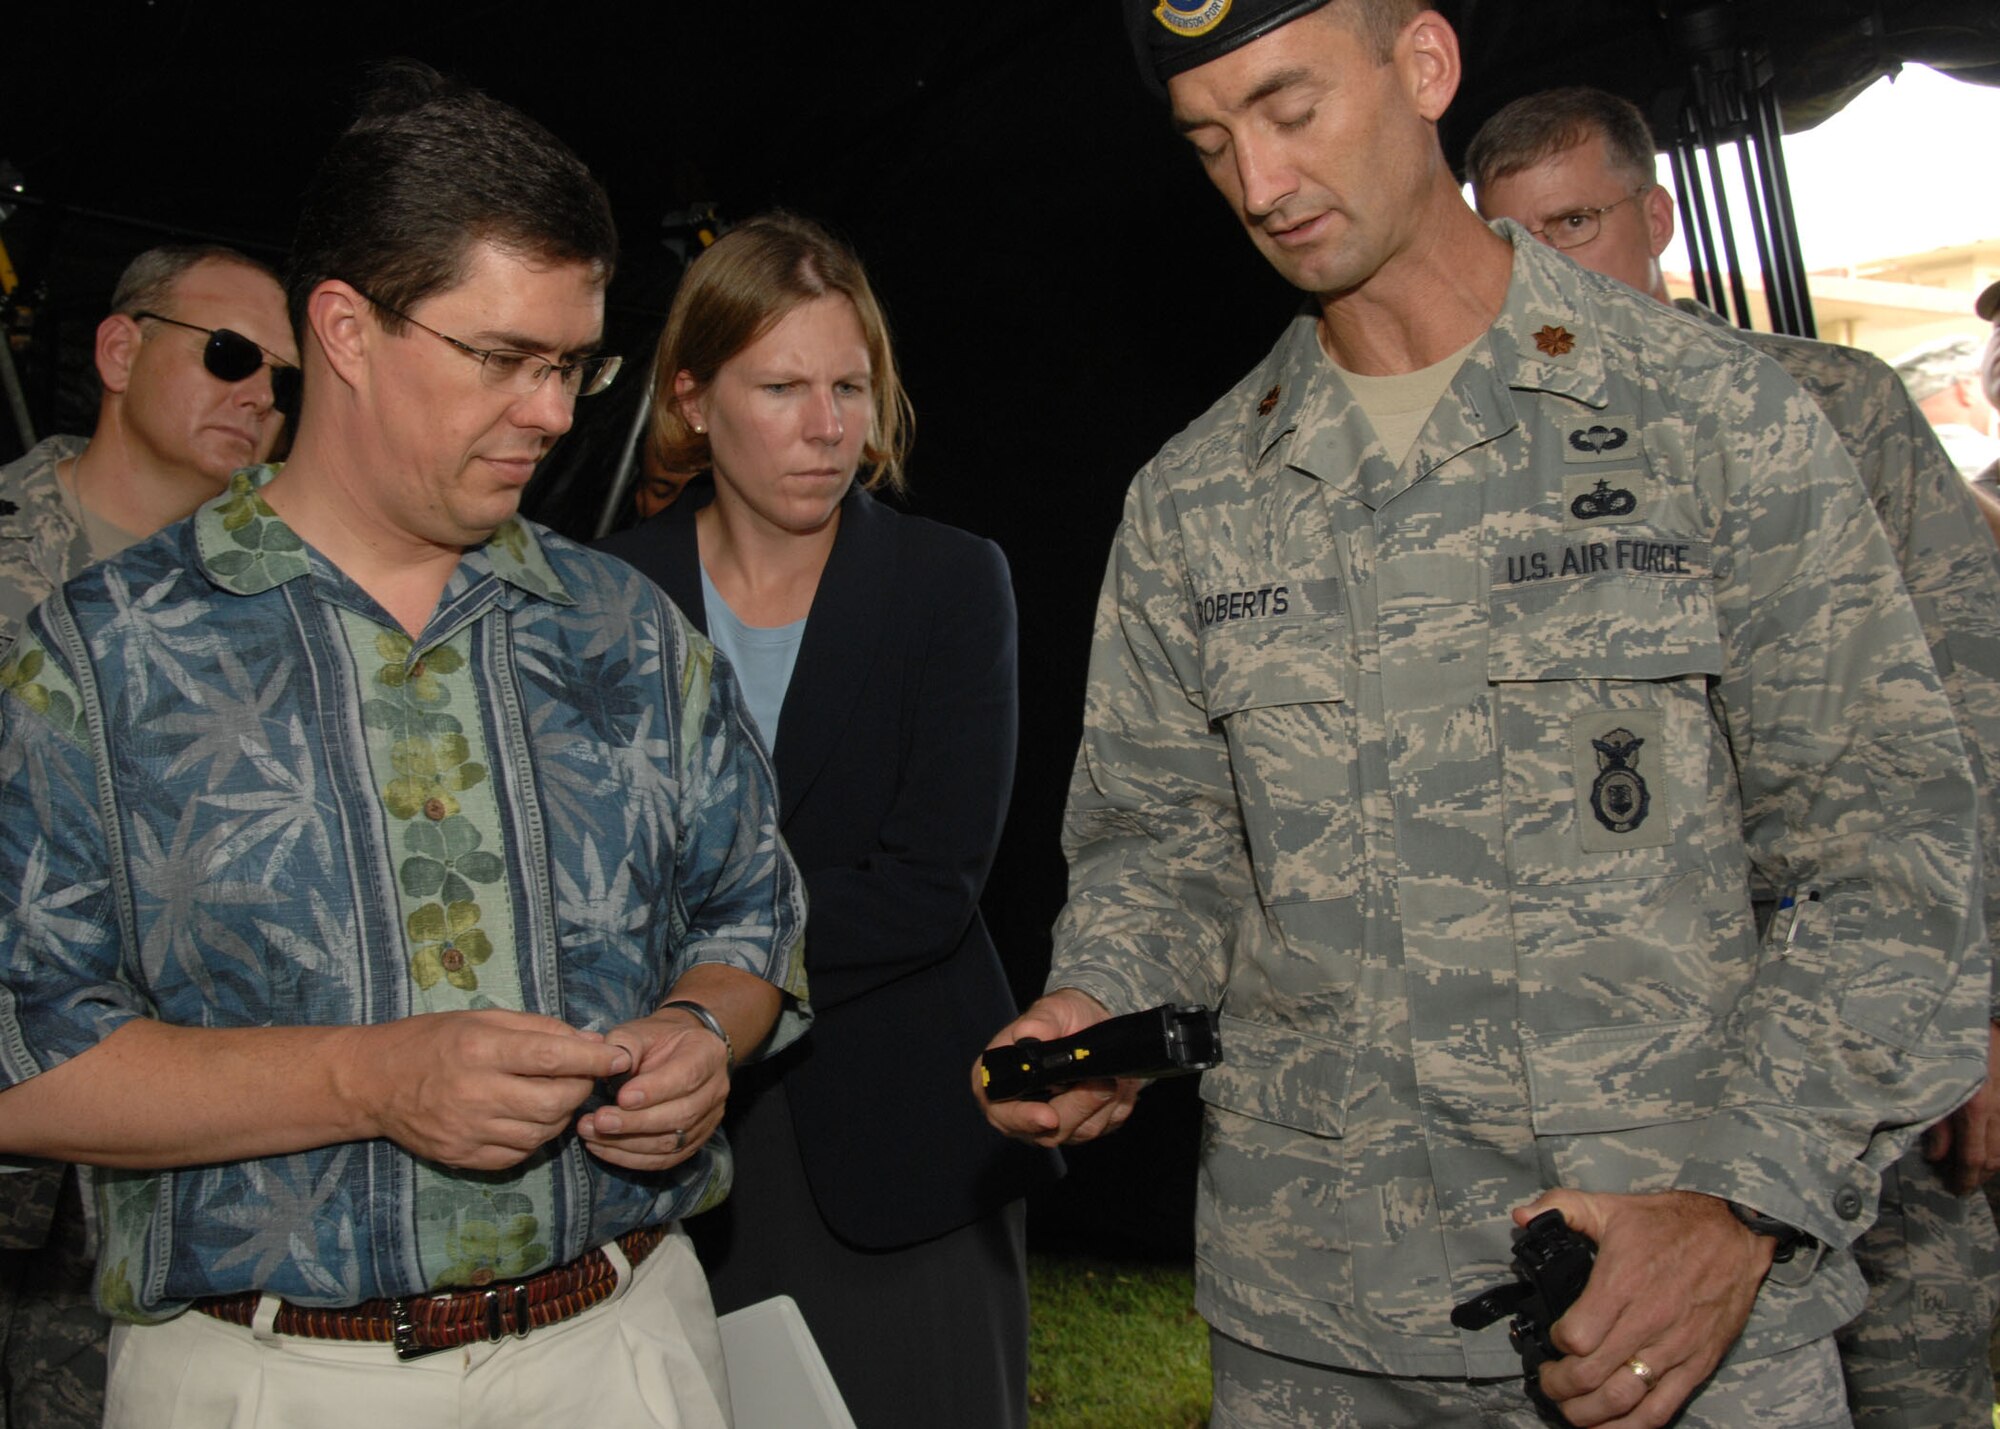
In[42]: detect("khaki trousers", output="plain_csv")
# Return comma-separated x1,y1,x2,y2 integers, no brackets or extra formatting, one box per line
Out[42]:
103,1224,730,1429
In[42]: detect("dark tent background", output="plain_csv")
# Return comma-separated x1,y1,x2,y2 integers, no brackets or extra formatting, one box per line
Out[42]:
5,0,1997,1251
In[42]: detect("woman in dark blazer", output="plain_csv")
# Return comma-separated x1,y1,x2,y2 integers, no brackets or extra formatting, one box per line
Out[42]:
597,213,1057,1429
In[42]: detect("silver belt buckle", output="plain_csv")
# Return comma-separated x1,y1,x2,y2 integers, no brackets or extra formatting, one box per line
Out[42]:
390,1296,450,1362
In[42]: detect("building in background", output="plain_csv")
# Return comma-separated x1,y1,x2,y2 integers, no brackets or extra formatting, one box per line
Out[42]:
1665,237,2000,362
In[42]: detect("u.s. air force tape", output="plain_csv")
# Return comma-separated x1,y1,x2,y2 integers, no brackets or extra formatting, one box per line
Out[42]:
1125,0,1334,92
1494,538,1710,589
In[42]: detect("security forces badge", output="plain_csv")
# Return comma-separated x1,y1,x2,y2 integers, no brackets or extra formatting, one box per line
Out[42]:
1572,709,1669,853
1589,728,1648,832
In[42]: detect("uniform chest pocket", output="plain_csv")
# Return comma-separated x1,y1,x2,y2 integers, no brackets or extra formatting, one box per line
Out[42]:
1200,610,1360,907
1487,566,1723,885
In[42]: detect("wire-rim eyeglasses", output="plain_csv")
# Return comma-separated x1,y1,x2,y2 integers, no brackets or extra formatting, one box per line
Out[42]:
349,286,622,398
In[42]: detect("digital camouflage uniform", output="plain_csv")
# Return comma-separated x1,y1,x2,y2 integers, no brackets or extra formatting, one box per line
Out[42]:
0,437,89,660
0,434,104,1429
1677,300,2000,1429
1208,1327,1850,1429
1051,225,1988,1414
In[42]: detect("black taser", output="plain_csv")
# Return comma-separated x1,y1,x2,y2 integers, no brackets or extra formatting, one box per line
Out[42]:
1450,1210,1598,1424
979,1004,1222,1102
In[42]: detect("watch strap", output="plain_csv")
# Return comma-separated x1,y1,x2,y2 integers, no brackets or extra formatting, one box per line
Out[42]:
1725,1200,1813,1264
661,999,734,1070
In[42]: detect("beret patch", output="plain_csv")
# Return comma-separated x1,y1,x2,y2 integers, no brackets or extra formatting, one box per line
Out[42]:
1127,0,1335,92
1154,0,1233,37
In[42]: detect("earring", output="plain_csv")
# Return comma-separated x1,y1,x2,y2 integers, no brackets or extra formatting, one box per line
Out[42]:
693,423,705,434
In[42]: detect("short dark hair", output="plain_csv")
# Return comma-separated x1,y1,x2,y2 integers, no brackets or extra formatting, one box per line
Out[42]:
1329,0,1423,63
287,60,617,338
1465,85,1658,193
650,212,913,495
110,244,280,318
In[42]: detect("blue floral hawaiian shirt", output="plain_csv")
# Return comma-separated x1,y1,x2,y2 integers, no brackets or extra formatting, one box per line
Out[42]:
0,468,809,1321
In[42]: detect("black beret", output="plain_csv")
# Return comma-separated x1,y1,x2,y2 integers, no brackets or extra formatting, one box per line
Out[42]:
1125,0,1335,95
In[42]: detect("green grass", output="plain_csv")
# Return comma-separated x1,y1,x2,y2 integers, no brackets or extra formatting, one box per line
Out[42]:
1029,1258,2000,1426
1027,1252,1210,1428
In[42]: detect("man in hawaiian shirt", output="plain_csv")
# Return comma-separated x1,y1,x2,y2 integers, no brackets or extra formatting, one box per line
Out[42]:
0,62,807,1429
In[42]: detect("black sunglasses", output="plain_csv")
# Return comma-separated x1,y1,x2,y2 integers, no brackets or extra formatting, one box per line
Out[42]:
133,311,302,419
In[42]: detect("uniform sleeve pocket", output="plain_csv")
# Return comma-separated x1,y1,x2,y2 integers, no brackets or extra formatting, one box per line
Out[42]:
1199,1013,1354,1137
1822,890,1956,1052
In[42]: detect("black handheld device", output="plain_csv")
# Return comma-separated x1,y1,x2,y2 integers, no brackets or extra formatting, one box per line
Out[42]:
979,1004,1221,1102
1449,1209,1597,1422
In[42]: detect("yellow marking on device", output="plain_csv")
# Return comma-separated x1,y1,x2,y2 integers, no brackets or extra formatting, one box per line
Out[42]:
1075,1049,1090,1060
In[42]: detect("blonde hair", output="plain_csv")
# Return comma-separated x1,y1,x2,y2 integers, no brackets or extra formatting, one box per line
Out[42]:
650,212,912,495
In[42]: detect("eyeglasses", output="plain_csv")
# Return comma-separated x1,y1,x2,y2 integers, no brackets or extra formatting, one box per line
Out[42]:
1525,186,1654,252
133,312,302,418
351,286,622,398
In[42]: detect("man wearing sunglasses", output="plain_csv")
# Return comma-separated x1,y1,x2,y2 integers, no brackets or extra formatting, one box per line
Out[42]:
0,240,293,1429
0,61,806,1429
1472,90,2000,1429
0,244,295,657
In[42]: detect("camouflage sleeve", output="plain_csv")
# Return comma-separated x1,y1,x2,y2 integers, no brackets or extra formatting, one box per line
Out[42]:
0,437,90,663
1049,464,1255,1014
1857,380,2000,1024
1674,354,1988,1248
0,560,57,665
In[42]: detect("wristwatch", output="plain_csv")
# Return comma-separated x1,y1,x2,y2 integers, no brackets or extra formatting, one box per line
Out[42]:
1725,1200,1814,1263
661,999,734,1070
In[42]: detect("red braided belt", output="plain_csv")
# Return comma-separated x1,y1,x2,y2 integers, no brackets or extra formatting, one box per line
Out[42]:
194,1223,668,1361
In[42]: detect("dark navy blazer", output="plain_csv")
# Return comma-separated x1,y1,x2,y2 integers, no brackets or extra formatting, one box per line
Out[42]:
598,478,1059,1246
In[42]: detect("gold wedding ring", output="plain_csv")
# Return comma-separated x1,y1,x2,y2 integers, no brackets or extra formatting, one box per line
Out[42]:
1627,1357,1655,1387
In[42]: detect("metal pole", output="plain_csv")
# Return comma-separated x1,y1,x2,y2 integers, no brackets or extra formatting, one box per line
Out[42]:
1751,81,1816,338
0,339,32,455
1675,126,1732,321
1734,131,1788,333
1686,84,1755,329
0,233,32,453
1668,142,1714,312
591,361,656,541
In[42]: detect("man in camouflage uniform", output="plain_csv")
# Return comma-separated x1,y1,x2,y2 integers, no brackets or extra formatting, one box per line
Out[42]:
980,5,1988,1427
1894,337,2000,487
0,245,295,655
1468,86,2000,1428
0,243,293,1429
